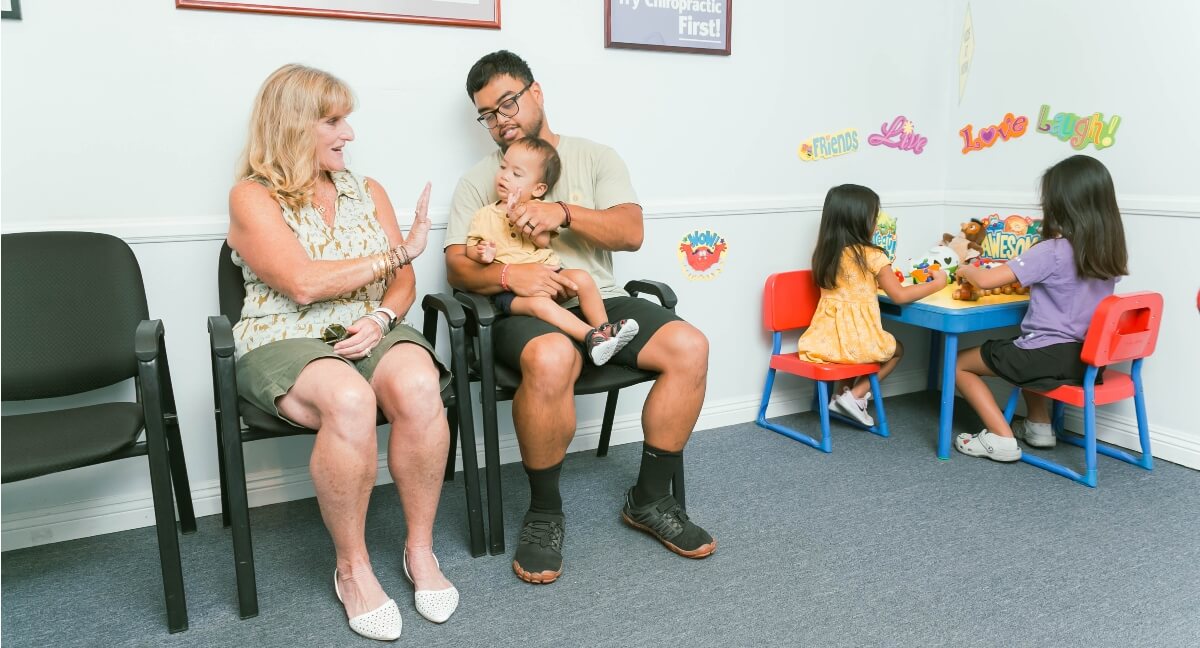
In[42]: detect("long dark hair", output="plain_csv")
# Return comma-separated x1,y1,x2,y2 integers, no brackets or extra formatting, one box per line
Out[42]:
1039,155,1128,280
812,184,884,289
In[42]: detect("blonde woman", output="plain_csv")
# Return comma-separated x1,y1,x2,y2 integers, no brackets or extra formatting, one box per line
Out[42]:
228,64,457,640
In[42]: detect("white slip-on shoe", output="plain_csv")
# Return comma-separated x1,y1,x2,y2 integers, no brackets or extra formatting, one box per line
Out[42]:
403,549,459,624
954,429,1021,462
1015,419,1056,448
831,388,875,426
334,569,402,641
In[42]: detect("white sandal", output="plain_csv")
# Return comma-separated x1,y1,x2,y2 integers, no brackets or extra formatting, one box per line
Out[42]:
955,429,1021,462
403,548,460,624
334,569,402,641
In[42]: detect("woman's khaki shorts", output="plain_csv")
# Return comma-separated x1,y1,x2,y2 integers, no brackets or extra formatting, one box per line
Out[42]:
235,322,451,424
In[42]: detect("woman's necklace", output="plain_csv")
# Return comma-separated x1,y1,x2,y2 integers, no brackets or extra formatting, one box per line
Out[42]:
313,181,335,224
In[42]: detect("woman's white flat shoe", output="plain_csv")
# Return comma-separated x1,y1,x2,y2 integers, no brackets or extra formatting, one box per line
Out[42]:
334,569,402,641
403,549,459,624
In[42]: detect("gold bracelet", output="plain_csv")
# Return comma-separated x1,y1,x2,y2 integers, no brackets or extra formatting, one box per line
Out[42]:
371,254,387,283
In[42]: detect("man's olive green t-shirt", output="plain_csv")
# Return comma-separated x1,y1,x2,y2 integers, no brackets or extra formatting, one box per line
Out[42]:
446,135,639,299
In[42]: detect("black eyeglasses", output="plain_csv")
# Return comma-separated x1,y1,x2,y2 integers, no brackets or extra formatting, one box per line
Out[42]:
475,82,532,129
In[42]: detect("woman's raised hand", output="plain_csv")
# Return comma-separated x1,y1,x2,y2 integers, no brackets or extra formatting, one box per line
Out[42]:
399,182,433,261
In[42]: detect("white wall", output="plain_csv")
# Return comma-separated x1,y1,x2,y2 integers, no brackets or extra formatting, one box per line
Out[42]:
2,1,1194,549
942,0,1200,467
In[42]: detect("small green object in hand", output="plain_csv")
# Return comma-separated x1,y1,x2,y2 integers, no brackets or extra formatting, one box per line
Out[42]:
321,323,349,344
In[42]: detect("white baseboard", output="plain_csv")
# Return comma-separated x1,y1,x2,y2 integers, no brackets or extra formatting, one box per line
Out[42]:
3,368,1194,550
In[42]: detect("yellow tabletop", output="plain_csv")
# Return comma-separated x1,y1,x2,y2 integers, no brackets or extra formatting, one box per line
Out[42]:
880,285,1030,310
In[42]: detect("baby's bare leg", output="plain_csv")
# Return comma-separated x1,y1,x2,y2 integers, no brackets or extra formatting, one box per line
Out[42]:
559,269,608,327
510,295,592,342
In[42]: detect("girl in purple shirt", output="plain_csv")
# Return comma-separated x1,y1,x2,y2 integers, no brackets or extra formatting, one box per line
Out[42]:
953,156,1129,462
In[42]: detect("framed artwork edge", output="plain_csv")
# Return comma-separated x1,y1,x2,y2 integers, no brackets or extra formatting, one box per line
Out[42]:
603,0,732,56
175,0,501,29
2,0,22,21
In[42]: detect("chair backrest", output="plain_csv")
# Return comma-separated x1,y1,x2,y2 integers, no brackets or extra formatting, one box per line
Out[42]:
217,241,246,324
2,231,149,400
1080,292,1164,367
762,270,822,333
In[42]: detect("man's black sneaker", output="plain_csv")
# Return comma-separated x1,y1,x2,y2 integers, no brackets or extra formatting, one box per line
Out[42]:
620,488,716,558
512,511,565,584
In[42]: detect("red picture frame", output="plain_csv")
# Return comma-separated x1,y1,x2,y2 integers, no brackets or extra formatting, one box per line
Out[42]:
176,0,501,29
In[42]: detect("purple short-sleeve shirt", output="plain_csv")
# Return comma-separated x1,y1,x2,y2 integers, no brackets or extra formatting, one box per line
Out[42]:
1007,238,1118,350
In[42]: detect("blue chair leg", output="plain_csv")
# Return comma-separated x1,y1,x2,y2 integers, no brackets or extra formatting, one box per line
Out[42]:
1019,398,1096,487
756,368,827,452
867,373,889,438
815,381,832,452
1002,387,1021,424
1133,365,1154,470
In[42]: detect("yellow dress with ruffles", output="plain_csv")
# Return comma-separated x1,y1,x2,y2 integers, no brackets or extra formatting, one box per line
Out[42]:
796,246,897,364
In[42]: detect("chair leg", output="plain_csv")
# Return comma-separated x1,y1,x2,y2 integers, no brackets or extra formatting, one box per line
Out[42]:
756,368,829,452
444,403,459,483
816,381,832,453
482,385,505,556
216,413,258,618
165,416,197,534
867,374,889,437
1002,387,1021,424
1083,400,1098,487
1133,367,1154,470
216,426,231,528
597,390,619,457
144,409,189,632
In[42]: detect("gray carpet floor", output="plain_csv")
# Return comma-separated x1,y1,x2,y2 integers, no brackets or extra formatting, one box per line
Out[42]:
3,392,1199,648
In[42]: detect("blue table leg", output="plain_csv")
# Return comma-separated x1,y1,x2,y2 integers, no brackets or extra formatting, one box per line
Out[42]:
938,333,959,459
927,331,943,392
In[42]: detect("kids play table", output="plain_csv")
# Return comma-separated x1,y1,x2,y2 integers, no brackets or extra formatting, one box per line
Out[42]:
878,286,1030,459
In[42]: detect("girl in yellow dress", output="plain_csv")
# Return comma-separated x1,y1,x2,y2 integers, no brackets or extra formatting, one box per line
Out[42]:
796,184,948,425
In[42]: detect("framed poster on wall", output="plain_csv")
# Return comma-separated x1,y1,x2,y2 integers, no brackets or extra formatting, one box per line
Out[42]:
176,0,501,29
605,0,731,56
2,0,21,20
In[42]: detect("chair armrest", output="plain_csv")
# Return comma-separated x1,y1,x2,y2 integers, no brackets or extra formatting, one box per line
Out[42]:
455,291,497,327
135,319,165,361
421,292,467,348
624,279,679,311
207,315,236,357
421,293,467,329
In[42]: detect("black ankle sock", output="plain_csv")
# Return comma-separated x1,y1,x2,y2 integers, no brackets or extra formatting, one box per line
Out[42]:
525,461,563,514
632,443,682,506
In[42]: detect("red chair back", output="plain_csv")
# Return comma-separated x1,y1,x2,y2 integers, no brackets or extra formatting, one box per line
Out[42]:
1080,292,1163,367
763,270,822,333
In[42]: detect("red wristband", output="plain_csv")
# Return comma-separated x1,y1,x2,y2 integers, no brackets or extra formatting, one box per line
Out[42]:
556,201,572,228
500,264,510,292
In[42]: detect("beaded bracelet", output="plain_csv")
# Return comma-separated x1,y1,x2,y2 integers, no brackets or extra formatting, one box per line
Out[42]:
500,263,511,291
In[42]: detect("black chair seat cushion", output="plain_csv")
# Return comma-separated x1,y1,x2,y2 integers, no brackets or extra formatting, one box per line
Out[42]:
237,385,457,440
2,403,144,482
491,360,656,397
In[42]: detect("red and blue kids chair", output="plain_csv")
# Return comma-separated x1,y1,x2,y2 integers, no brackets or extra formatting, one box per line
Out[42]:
1002,292,1163,487
756,270,889,452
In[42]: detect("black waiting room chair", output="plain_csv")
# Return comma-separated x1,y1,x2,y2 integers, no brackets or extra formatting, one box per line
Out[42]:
207,242,485,619
454,280,685,555
1,231,197,634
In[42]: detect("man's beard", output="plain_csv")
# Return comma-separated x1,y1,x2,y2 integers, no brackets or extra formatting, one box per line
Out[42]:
498,113,545,152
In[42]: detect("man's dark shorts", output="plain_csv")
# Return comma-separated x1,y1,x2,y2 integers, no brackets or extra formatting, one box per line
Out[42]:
492,296,683,371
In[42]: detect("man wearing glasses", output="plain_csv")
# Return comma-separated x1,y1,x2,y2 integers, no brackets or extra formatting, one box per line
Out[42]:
444,50,716,584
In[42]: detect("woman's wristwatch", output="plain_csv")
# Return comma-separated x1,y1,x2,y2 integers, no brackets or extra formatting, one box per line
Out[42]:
373,306,398,330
